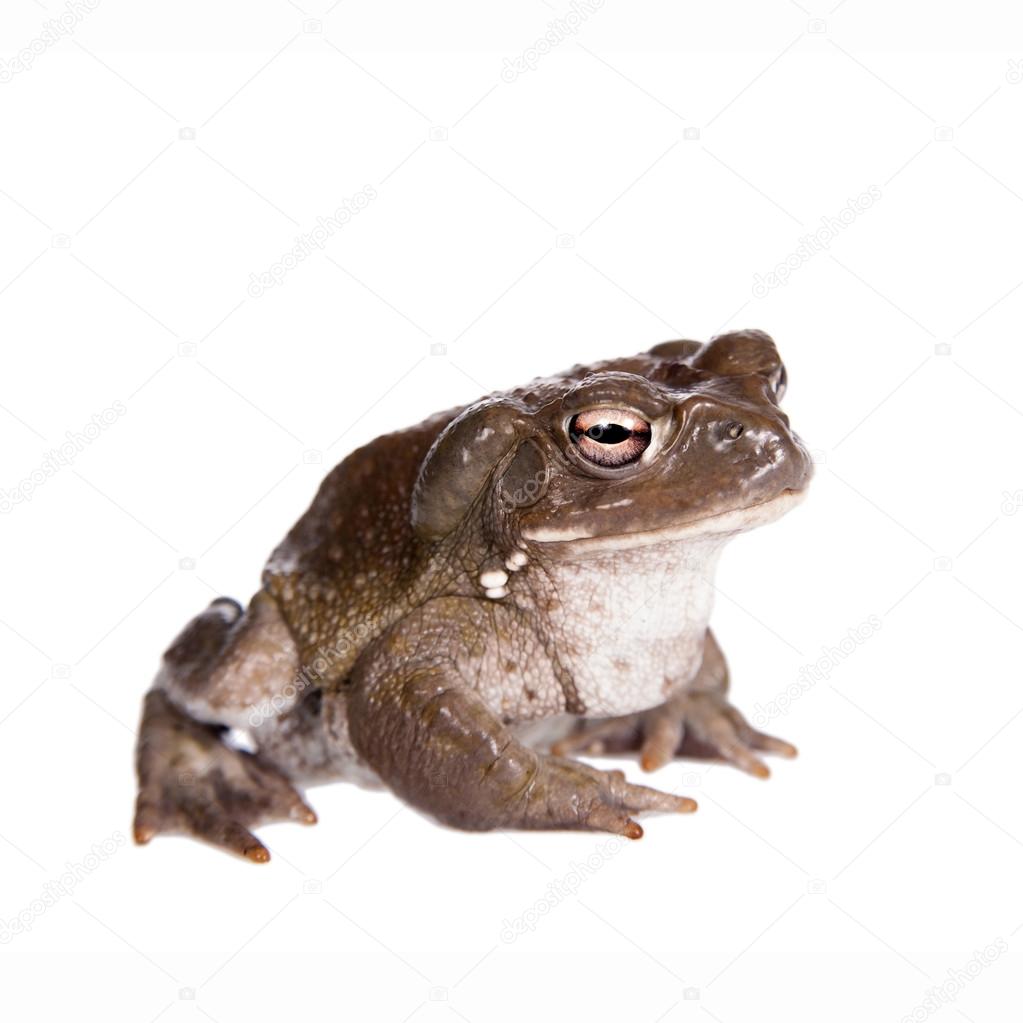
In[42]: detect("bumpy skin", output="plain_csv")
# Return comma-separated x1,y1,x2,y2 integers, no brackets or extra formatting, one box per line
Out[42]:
133,330,812,860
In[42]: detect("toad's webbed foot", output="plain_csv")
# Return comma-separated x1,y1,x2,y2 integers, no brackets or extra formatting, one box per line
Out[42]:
553,689,796,779
134,690,316,862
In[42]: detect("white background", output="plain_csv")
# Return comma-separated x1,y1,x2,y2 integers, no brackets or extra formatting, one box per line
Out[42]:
2,0,1023,1020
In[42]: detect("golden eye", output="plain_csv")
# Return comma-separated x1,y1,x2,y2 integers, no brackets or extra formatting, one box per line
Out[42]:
569,409,651,467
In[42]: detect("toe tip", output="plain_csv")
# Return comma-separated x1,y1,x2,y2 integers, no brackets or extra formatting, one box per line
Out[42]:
623,820,644,840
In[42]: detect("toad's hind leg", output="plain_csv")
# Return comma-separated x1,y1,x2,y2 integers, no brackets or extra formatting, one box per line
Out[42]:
133,595,316,862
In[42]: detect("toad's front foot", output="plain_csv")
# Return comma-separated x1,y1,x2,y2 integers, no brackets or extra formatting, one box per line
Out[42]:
134,690,316,862
553,690,796,778
514,755,697,838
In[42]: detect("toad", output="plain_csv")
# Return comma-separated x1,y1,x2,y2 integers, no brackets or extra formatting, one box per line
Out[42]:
134,329,812,860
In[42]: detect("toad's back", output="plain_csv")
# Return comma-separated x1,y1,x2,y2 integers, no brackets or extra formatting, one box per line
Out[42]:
262,409,455,672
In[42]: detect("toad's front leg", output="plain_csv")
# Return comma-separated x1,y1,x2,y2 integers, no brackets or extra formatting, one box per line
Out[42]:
345,614,696,838
553,630,797,778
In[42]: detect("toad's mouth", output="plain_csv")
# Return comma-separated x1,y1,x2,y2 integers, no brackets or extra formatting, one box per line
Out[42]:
520,487,808,552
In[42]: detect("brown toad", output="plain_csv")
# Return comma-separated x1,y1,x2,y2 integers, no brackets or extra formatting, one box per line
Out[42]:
134,330,812,860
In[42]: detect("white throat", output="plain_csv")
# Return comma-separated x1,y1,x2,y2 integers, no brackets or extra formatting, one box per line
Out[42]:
540,533,730,717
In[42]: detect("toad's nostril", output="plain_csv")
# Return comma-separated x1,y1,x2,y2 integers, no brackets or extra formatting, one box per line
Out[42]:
726,422,745,440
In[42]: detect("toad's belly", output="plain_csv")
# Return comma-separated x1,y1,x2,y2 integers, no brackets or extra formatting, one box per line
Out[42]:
565,615,710,717
572,634,707,716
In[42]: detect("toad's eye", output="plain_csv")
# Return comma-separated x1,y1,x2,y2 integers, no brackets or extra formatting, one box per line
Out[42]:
568,409,651,467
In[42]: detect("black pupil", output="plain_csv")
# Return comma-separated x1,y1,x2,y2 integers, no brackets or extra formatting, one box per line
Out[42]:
585,423,630,444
